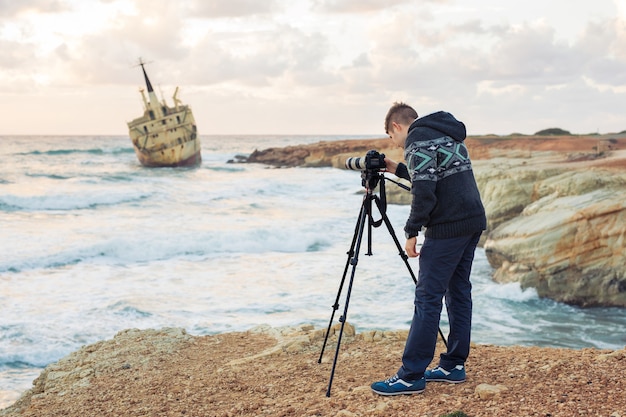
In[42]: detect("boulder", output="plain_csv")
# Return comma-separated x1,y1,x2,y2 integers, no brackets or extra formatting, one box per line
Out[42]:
475,383,509,400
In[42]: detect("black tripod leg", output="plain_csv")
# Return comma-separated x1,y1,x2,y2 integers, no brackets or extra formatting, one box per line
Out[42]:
365,194,373,255
318,201,366,364
373,196,448,348
324,195,370,397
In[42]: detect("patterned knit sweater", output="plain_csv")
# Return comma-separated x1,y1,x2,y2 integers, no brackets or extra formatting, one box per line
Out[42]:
395,111,486,239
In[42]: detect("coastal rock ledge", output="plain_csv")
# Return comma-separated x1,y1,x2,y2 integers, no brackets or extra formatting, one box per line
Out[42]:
2,326,626,417
477,162,626,307
245,135,626,307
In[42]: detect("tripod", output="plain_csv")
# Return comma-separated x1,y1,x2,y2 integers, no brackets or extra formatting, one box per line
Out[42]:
317,169,447,397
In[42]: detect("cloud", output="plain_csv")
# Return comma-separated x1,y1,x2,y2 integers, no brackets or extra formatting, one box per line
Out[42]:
0,39,36,70
185,31,290,87
577,19,626,85
184,0,281,18
312,0,425,13
484,24,580,84
0,0,70,16
47,0,192,87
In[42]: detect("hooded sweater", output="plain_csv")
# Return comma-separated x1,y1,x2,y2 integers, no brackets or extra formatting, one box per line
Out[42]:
396,111,486,239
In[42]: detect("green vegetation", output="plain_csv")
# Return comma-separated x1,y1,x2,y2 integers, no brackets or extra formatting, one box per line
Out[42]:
439,412,469,417
534,128,571,135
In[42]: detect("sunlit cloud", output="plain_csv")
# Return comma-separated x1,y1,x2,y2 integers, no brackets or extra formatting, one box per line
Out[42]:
0,0,625,135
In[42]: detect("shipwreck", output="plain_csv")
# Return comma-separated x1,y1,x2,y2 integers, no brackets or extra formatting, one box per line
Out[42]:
127,60,201,167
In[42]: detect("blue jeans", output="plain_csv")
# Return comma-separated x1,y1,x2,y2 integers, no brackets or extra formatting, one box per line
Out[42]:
397,231,482,380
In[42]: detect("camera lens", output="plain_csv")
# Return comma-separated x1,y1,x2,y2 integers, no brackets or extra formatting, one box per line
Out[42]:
345,157,365,170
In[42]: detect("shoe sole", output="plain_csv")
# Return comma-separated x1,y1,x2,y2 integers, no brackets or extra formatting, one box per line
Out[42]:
371,388,425,396
425,378,465,384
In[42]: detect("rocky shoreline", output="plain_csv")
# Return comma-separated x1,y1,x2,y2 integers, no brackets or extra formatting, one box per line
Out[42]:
244,134,626,308
3,325,625,417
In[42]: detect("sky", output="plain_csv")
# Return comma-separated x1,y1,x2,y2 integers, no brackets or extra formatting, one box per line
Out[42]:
1,0,625,136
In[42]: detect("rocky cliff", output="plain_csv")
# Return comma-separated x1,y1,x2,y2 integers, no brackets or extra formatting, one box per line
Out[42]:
241,135,626,307
476,158,626,307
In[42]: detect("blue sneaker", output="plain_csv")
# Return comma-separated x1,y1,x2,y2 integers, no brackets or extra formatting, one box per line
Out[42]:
370,374,425,396
424,365,466,383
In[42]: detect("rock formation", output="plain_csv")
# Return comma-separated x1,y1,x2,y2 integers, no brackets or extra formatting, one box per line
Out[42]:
244,138,404,168
477,158,626,307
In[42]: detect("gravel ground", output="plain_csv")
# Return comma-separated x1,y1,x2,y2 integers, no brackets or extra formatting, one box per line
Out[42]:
2,326,625,417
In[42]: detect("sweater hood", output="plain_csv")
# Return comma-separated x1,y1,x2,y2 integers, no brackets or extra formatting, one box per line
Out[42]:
408,111,466,142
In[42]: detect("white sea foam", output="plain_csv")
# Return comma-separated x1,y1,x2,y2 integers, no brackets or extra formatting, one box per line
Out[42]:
480,281,539,302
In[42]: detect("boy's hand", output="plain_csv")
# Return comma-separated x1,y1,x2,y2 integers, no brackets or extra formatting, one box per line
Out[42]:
384,157,398,175
405,237,421,257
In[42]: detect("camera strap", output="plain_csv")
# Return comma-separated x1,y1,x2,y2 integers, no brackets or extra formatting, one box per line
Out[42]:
366,178,386,228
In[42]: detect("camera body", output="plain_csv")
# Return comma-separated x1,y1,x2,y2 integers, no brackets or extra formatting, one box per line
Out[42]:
345,149,387,190
345,149,386,172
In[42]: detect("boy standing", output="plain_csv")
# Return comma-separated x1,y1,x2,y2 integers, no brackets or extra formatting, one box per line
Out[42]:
371,102,486,396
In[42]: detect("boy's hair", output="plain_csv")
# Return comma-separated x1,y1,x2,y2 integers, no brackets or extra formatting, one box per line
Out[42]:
384,102,418,134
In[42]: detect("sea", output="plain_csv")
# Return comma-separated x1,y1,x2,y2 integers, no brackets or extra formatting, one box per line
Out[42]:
1,134,626,408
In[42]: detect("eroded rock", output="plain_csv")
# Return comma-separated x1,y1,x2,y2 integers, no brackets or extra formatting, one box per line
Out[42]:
482,167,626,307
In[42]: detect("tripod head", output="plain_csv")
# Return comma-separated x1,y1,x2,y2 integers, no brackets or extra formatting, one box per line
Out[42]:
359,168,410,224
360,168,384,191
358,169,387,231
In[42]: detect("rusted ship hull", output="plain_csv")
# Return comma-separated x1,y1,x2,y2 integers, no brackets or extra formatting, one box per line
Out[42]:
127,60,201,168
128,105,201,168
133,144,202,167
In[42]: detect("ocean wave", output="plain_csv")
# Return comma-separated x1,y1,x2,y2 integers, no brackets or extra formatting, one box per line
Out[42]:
0,327,74,368
17,147,134,157
24,173,71,180
107,302,154,319
0,225,338,273
0,190,152,212
206,165,246,173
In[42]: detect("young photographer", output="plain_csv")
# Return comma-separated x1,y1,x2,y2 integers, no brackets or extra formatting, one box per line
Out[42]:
371,102,486,396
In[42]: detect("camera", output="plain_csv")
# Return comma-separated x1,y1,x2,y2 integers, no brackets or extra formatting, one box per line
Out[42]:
345,149,386,171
